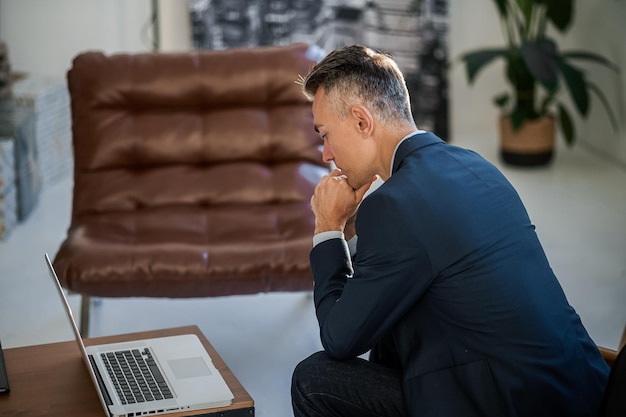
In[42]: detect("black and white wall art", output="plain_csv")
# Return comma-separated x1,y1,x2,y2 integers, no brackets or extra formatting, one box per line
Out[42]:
189,0,449,139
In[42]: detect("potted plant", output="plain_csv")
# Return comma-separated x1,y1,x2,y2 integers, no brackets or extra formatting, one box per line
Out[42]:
458,0,619,166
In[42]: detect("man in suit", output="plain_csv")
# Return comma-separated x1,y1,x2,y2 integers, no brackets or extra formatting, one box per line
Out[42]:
291,45,610,417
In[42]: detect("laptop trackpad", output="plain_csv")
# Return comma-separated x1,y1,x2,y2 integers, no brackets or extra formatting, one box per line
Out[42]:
168,357,212,379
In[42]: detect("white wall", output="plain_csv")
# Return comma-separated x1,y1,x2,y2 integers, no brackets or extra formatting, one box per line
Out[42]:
157,0,192,52
1,0,624,165
0,0,154,79
562,1,626,166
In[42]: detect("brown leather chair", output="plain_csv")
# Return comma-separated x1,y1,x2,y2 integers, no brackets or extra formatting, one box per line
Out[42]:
53,43,326,335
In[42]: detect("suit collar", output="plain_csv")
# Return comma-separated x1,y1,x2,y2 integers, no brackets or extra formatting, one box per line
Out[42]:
391,132,443,174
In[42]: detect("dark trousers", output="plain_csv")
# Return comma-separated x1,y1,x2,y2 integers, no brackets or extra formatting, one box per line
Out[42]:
291,351,409,417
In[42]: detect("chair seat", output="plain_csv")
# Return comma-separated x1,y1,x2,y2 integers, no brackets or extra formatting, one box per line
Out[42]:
54,202,315,297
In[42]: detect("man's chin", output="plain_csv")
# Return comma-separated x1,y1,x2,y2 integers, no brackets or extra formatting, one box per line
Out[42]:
346,179,360,190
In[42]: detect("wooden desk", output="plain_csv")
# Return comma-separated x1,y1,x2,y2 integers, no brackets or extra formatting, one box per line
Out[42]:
0,326,254,416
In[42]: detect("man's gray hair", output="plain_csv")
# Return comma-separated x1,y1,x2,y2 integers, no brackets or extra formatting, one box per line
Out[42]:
299,45,414,123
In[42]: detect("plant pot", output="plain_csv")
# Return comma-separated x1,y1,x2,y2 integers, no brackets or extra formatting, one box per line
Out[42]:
498,115,555,166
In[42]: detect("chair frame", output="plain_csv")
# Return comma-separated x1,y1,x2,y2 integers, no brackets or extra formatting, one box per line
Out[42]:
599,325,626,367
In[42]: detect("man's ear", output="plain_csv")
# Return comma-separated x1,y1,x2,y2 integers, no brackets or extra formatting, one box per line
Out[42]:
351,105,374,136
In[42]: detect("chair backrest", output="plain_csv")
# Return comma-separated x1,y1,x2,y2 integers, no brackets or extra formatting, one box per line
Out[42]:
67,43,324,220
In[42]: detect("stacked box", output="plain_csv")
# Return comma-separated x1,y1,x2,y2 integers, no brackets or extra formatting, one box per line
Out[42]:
12,77,72,187
0,99,42,221
0,138,17,240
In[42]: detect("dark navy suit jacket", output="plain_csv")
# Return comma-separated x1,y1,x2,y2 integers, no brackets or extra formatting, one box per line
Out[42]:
310,133,609,417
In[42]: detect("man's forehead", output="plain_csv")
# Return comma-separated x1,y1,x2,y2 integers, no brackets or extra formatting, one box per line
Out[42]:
312,113,324,134
311,91,325,131
312,86,328,105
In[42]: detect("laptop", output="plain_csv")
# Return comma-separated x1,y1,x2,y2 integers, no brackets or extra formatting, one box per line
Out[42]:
44,253,234,417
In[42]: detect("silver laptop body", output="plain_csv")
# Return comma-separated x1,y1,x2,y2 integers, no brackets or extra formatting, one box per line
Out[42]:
44,253,234,417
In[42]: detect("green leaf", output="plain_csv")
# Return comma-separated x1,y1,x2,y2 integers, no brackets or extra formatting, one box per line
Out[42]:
558,103,575,145
541,0,573,31
459,49,507,84
562,51,620,73
494,92,510,109
493,0,509,19
587,80,619,131
522,39,559,91
515,0,534,28
504,48,533,89
555,59,589,116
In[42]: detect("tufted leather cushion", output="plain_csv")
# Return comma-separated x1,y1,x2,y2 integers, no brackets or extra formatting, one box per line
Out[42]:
53,43,326,298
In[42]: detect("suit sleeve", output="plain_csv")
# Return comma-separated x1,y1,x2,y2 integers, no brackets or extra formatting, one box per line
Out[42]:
311,191,435,360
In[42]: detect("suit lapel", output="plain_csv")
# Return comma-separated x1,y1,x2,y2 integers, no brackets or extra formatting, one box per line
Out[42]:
392,132,444,174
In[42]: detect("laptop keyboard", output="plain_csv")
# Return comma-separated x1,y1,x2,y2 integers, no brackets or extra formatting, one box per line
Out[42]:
101,348,174,404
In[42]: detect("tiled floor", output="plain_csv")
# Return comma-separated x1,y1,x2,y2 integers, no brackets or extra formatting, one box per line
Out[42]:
1,132,625,416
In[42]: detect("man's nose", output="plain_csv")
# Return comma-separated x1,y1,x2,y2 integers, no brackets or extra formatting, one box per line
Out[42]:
322,143,334,164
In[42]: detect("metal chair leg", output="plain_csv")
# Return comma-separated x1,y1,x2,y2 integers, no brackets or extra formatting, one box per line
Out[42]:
79,295,91,337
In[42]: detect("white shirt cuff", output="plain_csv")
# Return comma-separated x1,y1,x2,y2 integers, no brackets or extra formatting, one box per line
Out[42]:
313,231,344,247
313,232,358,258
347,235,358,257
